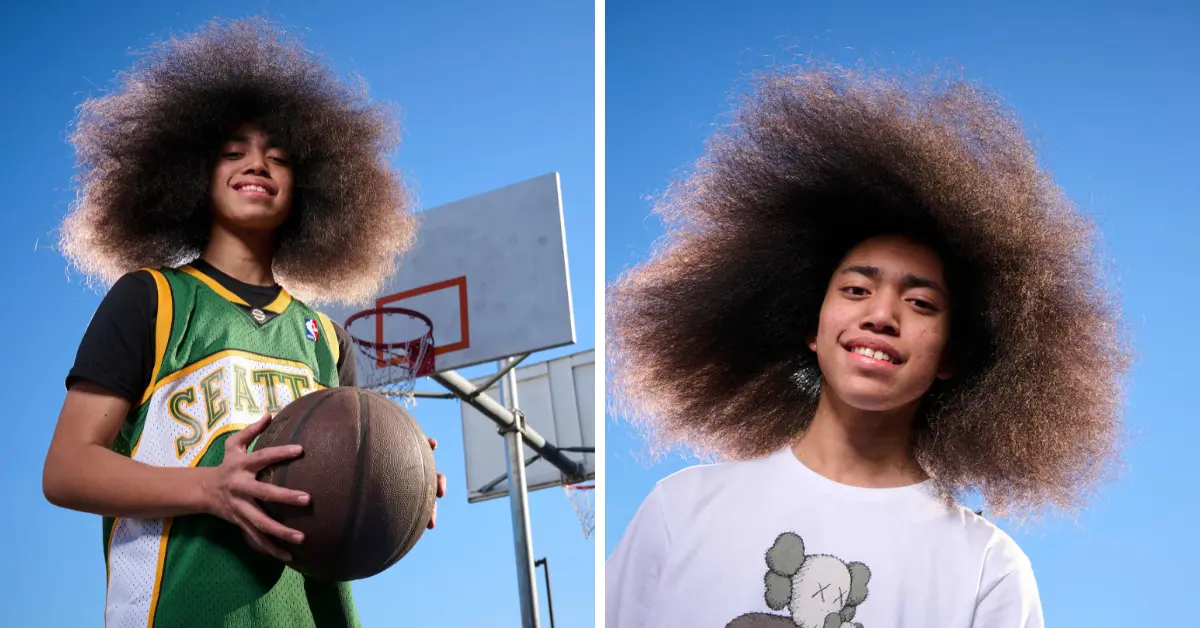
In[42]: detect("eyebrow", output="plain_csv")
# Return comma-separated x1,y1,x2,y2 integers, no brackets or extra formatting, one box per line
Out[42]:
225,134,283,149
840,264,947,296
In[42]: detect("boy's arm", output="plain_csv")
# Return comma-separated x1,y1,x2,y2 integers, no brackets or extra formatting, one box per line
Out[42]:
44,271,311,561
971,539,1044,628
43,380,311,560
43,380,208,518
605,483,671,628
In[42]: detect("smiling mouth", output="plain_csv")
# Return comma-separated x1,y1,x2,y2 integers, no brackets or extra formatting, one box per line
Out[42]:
233,182,276,197
846,345,902,365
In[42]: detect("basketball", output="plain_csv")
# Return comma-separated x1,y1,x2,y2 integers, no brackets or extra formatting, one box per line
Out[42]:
252,387,437,581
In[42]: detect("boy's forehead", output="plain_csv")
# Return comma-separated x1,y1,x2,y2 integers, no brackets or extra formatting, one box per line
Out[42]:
837,235,945,277
223,122,284,148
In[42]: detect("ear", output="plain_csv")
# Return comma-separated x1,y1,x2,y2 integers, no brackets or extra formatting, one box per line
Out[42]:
765,532,806,576
845,562,871,607
764,572,792,611
807,331,818,353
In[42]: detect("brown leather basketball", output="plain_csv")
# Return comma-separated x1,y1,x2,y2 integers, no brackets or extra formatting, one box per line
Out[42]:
252,387,437,581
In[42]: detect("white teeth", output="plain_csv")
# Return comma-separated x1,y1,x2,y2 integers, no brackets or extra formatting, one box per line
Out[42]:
239,184,268,193
852,346,896,363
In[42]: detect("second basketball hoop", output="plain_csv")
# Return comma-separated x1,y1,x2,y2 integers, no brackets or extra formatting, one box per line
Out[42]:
344,307,437,404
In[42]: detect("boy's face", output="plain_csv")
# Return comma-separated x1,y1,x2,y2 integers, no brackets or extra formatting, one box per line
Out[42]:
807,234,955,412
209,121,294,231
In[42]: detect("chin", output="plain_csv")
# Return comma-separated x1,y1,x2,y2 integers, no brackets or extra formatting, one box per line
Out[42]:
216,206,289,230
828,380,921,413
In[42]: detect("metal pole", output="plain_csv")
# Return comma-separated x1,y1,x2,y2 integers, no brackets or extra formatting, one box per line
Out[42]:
500,359,541,628
430,370,585,481
535,558,556,628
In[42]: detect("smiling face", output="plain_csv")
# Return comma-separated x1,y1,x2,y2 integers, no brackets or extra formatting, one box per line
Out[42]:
208,121,294,232
807,234,955,413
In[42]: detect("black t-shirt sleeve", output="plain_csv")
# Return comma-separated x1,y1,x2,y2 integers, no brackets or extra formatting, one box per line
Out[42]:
332,320,359,388
65,271,157,402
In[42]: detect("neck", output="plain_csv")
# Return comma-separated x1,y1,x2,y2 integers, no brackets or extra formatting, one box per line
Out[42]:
791,384,928,488
200,222,277,286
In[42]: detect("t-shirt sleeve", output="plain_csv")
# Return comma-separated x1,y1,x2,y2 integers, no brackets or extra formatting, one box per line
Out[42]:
971,535,1044,628
332,320,358,388
65,271,157,403
605,483,671,628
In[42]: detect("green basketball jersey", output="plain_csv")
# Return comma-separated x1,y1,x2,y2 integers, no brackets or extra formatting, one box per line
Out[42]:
103,264,359,628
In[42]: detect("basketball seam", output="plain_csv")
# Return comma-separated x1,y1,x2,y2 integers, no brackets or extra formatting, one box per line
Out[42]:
338,390,372,578
272,392,336,495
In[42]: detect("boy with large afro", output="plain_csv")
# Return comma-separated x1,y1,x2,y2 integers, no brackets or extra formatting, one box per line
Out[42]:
43,18,445,628
606,65,1130,628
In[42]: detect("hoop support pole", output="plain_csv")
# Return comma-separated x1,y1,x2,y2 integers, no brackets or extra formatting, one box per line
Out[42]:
469,353,530,400
430,369,586,481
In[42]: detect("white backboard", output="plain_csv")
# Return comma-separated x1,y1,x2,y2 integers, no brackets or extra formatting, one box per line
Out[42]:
324,173,575,377
461,350,595,503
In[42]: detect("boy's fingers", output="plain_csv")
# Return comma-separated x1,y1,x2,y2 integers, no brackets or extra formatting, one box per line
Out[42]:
246,481,310,507
239,518,290,561
436,472,446,498
246,444,303,471
247,529,290,562
428,437,437,451
238,501,305,546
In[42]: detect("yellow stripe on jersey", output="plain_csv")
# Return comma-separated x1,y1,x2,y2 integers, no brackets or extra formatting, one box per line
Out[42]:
145,518,173,628
138,269,174,407
263,289,292,314
180,264,293,314
179,265,249,307
315,312,340,367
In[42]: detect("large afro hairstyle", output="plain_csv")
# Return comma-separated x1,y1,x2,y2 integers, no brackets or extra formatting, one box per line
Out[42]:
59,17,415,305
607,64,1132,517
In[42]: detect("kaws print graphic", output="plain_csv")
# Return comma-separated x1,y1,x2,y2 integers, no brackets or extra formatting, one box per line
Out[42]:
727,533,870,628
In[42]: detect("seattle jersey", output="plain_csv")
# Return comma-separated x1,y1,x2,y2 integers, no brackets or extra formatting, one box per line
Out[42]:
103,264,358,628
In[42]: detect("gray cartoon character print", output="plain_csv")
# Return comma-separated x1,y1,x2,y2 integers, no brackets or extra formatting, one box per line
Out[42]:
726,532,871,628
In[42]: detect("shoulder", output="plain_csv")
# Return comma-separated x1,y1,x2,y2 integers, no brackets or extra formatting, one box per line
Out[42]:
975,517,1035,579
962,514,1043,622
89,270,159,318
950,509,1039,600
109,269,158,298
649,453,779,517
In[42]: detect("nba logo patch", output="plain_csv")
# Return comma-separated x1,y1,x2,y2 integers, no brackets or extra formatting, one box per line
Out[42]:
305,318,319,342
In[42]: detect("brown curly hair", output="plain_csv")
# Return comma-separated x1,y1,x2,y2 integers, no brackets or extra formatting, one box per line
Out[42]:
59,17,415,305
607,64,1131,517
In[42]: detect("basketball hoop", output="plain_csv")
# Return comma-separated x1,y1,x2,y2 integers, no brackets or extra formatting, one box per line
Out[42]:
344,307,436,407
563,482,594,539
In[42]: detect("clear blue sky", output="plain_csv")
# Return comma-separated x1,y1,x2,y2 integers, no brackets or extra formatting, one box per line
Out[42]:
0,1,594,626
604,1,1198,625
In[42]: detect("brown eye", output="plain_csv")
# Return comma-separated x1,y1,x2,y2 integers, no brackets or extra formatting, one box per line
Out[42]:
842,286,869,297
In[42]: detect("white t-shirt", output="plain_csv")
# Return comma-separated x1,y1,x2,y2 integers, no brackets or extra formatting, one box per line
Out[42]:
606,447,1043,628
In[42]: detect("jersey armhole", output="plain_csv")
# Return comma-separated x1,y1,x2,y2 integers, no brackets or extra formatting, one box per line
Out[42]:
137,269,174,406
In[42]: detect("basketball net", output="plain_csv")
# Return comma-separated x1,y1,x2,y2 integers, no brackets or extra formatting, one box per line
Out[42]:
344,308,436,408
563,482,594,539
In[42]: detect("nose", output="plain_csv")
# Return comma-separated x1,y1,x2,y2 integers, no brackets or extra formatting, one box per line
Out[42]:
860,294,900,336
241,148,270,175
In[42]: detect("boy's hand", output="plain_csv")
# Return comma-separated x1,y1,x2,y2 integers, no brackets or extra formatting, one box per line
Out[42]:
201,413,309,561
428,437,447,529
